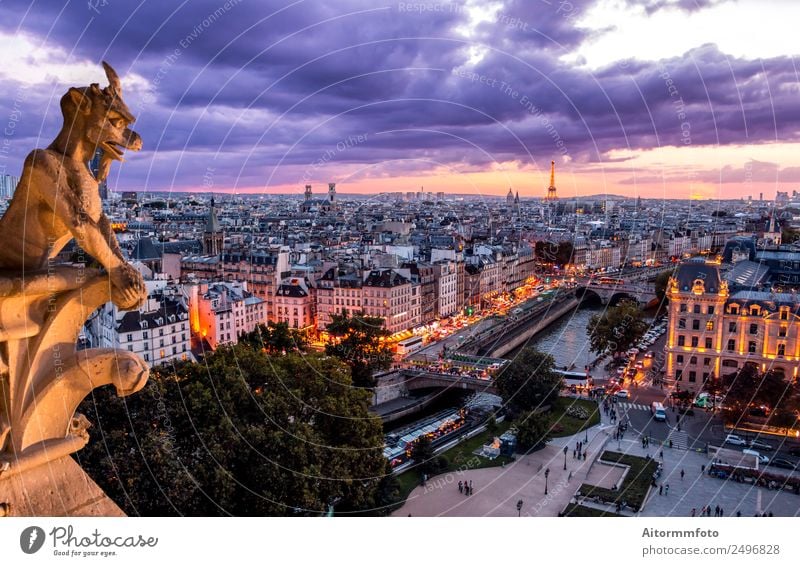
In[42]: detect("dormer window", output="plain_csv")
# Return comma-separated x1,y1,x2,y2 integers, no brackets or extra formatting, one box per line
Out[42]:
729,304,739,315
750,305,760,316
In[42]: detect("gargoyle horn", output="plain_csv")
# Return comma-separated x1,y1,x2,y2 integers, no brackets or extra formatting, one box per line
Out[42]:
102,61,122,94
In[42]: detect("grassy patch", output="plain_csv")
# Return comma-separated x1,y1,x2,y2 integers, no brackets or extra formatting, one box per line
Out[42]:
548,397,601,438
561,503,624,517
577,451,658,512
392,420,515,508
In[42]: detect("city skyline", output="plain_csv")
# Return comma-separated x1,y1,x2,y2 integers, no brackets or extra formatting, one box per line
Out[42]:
0,0,798,199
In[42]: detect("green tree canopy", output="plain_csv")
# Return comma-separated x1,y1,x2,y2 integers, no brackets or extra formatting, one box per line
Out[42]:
239,321,307,353
325,310,393,388
587,300,648,357
722,364,798,424
515,410,552,453
495,347,562,416
77,345,393,516
654,269,676,304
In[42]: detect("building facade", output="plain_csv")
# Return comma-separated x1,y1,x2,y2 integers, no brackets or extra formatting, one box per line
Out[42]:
665,262,800,390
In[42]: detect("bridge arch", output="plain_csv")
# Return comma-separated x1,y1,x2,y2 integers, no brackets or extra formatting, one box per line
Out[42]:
574,287,604,305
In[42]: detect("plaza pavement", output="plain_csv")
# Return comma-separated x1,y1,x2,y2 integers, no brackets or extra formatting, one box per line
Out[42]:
395,401,800,517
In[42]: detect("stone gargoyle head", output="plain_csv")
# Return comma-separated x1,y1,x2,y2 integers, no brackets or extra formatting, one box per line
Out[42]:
60,61,142,183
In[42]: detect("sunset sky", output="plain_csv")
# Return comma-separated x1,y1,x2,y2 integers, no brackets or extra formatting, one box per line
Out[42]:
0,0,798,199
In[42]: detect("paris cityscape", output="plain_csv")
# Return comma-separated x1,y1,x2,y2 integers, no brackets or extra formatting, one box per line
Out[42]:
0,0,799,547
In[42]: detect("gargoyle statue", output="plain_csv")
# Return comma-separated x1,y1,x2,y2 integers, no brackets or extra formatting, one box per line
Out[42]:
0,62,149,476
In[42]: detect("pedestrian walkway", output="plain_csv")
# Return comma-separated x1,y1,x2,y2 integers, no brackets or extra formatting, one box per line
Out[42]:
618,402,649,413
666,429,689,450
622,436,800,517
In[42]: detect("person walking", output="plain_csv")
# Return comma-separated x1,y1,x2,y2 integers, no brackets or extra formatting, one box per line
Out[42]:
659,484,663,495
458,480,463,494
691,508,696,517
664,484,669,496
714,505,720,517
719,507,724,517
680,469,685,481
469,480,473,495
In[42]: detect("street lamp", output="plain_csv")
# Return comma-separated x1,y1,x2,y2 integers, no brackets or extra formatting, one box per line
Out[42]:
563,445,568,470
544,468,550,495
516,499,523,517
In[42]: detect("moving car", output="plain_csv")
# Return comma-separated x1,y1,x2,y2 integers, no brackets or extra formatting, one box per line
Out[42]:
749,439,774,452
615,389,630,399
651,402,667,422
644,351,654,359
724,434,748,446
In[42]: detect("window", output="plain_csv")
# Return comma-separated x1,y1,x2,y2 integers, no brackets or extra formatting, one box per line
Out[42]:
778,325,787,337
127,334,133,342
693,304,701,314
778,344,786,356
750,306,759,316
706,321,713,331
705,338,712,349
676,355,684,364
143,331,148,339
748,341,757,353
704,357,711,366
707,306,715,315
749,324,758,335
728,322,736,332
678,335,685,346
679,318,687,329
692,320,700,330
730,305,739,315
722,359,738,368
780,309,789,321
689,371,697,382
680,303,687,313
675,370,683,381
691,336,699,347
143,353,149,362
690,356,697,364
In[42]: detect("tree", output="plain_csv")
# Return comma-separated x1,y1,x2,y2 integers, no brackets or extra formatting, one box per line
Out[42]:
77,345,394,516
587,300,648,357
721,365,796,424
325,310,393,388
410,434,446,477
654,269,675,305
495,347,562,416
515,410,552,452
240,321,307,353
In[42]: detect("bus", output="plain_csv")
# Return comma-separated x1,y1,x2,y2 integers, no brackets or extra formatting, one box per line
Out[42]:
396,335,424,357
555,369,591,391
651,402,667,422
597,277,625,285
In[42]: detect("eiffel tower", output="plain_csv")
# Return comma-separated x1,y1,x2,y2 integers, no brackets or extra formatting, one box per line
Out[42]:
545,160,558,201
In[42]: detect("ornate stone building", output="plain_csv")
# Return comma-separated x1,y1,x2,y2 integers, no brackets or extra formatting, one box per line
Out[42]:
665,261,800,390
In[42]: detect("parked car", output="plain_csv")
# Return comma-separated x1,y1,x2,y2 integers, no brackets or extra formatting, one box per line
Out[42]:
768,459,797,470
724,434,748,446
615,389,630,399
749,439,774,451
788,446,800,457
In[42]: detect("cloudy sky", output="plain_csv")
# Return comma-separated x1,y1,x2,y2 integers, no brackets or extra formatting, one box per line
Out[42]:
0,0,798,199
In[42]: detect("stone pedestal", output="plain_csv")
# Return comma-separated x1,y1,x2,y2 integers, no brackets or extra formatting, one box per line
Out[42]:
0,456,124,516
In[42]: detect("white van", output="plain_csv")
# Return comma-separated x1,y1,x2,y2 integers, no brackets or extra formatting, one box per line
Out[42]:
651,402,667,422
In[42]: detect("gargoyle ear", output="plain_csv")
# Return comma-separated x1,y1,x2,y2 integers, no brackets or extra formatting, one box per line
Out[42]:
102,61,121,94
68,88,92,115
